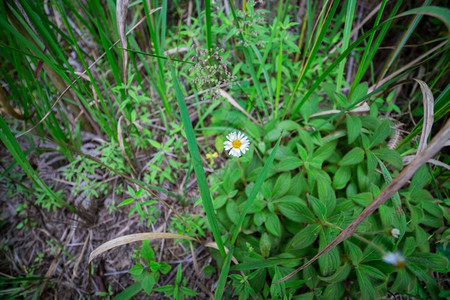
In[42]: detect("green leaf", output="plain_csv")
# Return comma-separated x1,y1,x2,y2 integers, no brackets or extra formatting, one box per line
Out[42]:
118,198,134,207
318,263,351,283
260,232,271,258
278,120,301,131
265,212,282,237
408,253,449,272
290,224,321,249
313,140,337,162
140,241,154,262
213,195,227,209
215,135,225,153
332,166,351,190
128,264,144,276
359,265,386,280
253,211,266,226
113,282,142,300
272,172,291,199
275,156,303,171
345,241,363,265
339,147,364,166
356,268,376,300
275,196,316,223
371,148,403,169
308,195,327,221
160,262,171,274
318,230,340,275
346,115,362,144
402,237,416,257
350,192,373,207
226,200,239,225
317,180,336,216
142,273,155,295
323,282,345,300
369,120,391,148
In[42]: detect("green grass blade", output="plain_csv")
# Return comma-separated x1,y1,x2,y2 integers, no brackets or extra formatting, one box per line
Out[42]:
205,0,212,51
231,135,281,245
169,63,226,258
336,0,356,92
283,0,340,119
213,246,233,300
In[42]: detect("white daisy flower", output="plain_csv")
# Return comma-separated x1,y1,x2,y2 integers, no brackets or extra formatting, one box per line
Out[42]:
382,251,406,267
224,131,250,158
390,228,400,238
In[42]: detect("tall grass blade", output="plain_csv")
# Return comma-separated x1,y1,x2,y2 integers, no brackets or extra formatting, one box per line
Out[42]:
169,63,226,258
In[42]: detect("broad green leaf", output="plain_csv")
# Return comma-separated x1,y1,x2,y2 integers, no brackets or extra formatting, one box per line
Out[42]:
260,232,271,258
275,196,316,223
369,120,391,148
339,147,364,166
332,166,351,190
323,282,345,300
407,263,440,299
350,192,373,207
265,212,282,237
408,253,449,272
253,211,266,226
278,120,301,131
356,268,376,300
140,241,154,261
213,195,227,209
371,148,403,169
308,195,327,221
142,273,155,295
345,240,363,265
272,172,291,199
275,156,303,171
290,224,321,249
317,180,336,216
313,140,337,162
318,230,340,275
366,150,378,173
402,237,416,257
350,82,368,104
346,114,362,144
359,265,386,280
318,263,351,283
128,264,143,276
226,200,239,225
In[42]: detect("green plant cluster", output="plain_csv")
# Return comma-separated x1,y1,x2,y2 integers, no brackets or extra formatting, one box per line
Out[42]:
208,90,448,298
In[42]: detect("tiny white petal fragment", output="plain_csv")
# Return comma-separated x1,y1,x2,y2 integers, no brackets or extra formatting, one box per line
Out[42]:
390,228,400,238
224,131,250,158
382,252,406,267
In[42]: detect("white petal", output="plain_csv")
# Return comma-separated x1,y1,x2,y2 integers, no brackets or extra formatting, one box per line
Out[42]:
224,141,233,150
229,148,241,157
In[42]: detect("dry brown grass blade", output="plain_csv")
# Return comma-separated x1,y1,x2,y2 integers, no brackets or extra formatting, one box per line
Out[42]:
16,8,162,139
414,79,434,154
275,118,450,284
116,0,129,83
219,89,261,127
88,232,197,264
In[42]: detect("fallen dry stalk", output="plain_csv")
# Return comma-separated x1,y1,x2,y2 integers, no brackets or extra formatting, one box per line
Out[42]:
276,118,450,284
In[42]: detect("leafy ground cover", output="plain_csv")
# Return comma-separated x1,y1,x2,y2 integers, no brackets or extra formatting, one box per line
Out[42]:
0,0,449,299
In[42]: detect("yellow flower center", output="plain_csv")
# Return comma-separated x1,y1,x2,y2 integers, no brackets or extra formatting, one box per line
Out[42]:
232,139,242,149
